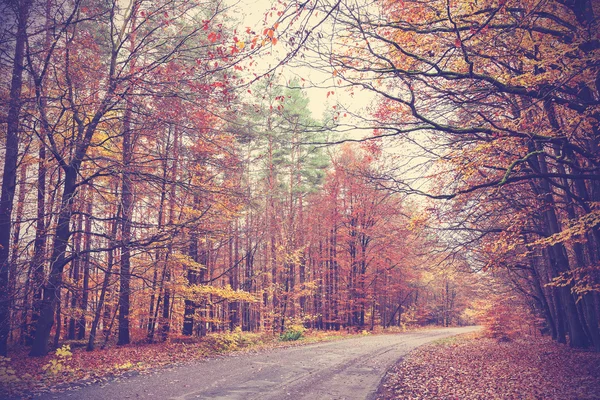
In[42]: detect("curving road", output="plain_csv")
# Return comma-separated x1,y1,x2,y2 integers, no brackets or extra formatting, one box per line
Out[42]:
35,326,477,400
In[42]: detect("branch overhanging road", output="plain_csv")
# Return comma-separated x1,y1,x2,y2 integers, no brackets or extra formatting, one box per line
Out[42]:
35,326,478,400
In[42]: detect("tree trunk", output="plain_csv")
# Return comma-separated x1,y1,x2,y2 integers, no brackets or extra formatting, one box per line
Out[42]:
30,167,79,356
78,196,92,340
0,0,31,357
183,209,199,335
68,211,83,340
87,204,119,351
117,100,133,346
28,143,47,346
536,153,589,348
8,162,28,344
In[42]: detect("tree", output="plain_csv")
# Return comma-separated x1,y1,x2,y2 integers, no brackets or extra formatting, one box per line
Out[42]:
25,0,245,356
0,0,32,357
277,0,600,348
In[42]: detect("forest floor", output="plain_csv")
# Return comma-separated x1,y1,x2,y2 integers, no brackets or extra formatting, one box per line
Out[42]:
0,328,378,398
376,332,600,400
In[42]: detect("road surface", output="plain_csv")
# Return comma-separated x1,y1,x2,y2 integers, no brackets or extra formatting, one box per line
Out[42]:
35,326,477,400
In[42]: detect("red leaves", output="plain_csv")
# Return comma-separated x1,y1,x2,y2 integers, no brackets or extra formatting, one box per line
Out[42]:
208,32,218,43
379,335,600,400
454,37,462,48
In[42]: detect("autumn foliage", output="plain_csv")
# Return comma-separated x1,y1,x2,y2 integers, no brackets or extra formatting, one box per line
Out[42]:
1,0,598,389
286,0,600,350
0,0,485,365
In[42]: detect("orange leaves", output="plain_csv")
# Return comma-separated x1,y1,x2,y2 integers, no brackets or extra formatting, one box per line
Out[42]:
242,25,279,50
264,28,274,38
262,27,278,45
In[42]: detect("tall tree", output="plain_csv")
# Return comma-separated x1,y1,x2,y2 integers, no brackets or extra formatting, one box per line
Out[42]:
0,0,32,357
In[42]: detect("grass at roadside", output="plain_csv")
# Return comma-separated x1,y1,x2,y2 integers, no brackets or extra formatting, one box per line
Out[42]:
377,332,600,400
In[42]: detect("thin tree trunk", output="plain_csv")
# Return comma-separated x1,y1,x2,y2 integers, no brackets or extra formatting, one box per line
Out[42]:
8,162,28,343
28,142,47,346
68,211,83,340
78,196,92,339
117,100,134,346
87,204,119,351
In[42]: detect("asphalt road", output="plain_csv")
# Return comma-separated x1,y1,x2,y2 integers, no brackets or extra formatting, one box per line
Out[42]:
34,326,477,400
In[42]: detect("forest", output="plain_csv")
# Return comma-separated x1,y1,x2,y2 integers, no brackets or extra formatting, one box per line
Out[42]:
0,0,598,367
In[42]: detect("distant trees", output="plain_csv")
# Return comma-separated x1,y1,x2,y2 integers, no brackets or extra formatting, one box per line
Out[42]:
1,0,486,360
282,0,600,348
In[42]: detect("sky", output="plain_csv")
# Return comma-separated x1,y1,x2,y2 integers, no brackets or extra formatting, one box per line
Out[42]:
228,0,375,127
225,0,432,195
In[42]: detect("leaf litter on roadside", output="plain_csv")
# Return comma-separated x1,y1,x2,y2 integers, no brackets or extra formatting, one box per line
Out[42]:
377,332,600,400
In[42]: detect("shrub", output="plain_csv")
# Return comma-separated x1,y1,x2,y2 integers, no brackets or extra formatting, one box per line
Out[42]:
479,296,532,342
280,324,305,341
42,345,73,376
205,327,267,352
0,357,19,385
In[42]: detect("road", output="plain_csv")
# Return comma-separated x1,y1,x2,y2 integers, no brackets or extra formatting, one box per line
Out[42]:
35,326,477,400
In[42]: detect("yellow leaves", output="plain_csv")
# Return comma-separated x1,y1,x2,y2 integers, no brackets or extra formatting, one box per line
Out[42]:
55,345,72,358
295,281,319,298
407,213,428,231
114,361,134,371
546,266,600,300
0,357,19,384
171,253,206,271
184,284,258,303
533,211,600,249
42,345,73,376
